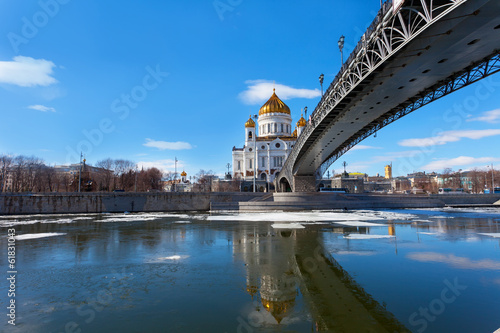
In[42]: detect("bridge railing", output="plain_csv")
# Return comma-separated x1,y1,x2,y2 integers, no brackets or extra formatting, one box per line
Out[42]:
293,0,396,168
316,0,394,116
281,0,468,188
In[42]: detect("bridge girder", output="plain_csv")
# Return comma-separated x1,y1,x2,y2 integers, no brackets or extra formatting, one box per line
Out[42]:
277,0,500,192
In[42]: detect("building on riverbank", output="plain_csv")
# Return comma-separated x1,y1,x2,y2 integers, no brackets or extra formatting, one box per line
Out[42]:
232,89,305,192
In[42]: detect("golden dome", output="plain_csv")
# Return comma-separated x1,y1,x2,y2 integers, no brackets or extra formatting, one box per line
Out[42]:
261,298,296,324
245,115,255,128
259,89,291,116
180,171,187,177
296,115,306,127
292,128,297,137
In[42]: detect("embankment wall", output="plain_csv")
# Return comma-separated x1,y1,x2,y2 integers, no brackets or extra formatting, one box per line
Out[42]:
0,192,264,215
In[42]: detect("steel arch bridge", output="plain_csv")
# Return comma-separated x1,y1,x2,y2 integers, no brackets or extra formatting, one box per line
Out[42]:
276,0,500,192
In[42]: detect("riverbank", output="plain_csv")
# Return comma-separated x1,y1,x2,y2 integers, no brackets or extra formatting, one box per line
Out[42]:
0,192,264,215
1,192,499,215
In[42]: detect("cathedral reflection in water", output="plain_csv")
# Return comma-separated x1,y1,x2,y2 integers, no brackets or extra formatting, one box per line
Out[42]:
233,226,300,324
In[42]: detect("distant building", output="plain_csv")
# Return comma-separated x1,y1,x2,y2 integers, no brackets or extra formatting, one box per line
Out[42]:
385,164,392,179
164,171,192,192
391,177,412,193
331,172,364,193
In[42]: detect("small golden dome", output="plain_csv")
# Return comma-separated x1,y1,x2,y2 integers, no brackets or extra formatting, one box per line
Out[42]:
245,115,255,128
292,128,297,137
296,115,306,127
259,89,291,116
180,171,187,177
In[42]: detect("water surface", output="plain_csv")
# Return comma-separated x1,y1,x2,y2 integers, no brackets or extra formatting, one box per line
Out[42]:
1,208,499,332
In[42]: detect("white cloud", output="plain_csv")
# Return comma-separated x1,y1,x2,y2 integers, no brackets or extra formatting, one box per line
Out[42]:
467,109,500,123
421,156,500,171
136,159,184,173
28,104,56,112
0,56,57,87
407,252,500,270
239,80,321,104
350,145,382,151
143,139,193,150
399,129,500,147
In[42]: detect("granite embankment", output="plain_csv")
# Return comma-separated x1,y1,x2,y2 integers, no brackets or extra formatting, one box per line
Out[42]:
1,192,499,215
0,192,264,215
233,193,500,211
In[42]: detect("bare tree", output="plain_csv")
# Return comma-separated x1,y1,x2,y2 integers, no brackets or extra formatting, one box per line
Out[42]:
114,159,136,190
96,158,115,191
194,169,215,192
0,154,13,192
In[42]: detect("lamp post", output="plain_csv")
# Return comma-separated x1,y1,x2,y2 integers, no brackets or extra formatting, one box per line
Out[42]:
338,35,345,67
253,114,258,192
491,164,495,194
174,157,178,192
319,73,324,96
78,152,82,193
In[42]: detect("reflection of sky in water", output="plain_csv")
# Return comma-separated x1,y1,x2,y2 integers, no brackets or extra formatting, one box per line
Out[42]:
0,208,499,333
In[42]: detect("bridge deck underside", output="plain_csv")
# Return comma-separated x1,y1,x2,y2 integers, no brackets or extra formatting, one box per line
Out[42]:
294,0,500,176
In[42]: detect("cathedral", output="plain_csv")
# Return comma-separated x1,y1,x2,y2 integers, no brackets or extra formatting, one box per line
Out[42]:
232,89,306,191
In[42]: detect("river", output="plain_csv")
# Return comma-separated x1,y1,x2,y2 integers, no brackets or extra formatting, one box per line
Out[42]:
1,208,499,332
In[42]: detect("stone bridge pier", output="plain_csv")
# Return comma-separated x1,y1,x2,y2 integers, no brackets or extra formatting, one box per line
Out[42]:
293,175,317,192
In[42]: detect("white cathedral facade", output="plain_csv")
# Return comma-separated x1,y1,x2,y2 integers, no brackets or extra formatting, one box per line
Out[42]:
232,89,306,190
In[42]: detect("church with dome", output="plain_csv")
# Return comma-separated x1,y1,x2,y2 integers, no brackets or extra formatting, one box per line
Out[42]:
232,89,306,191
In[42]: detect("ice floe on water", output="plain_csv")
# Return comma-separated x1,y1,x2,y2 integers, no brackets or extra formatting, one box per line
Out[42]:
15,232,66,240
343,234,395,240
172,221,192,224
98,215,160,223
272,223,305,229
1,218,76,227
0,212,196,226
352,210,419,220
478,233,500,238
206,211,385,222
417,232,438,235
332,221,387,227
146,255,190,263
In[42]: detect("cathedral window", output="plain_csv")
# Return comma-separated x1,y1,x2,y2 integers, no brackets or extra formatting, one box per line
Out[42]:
274,123,277,132
273,156,283,168
237,161,241,170
248,131,253,140
281,124,284,133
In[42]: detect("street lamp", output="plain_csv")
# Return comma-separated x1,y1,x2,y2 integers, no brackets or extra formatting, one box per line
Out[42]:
319,73,324,96
253,114,258,192
174,157,178,192
489,164,495,194
304,106,308,122
338,35,345,67
78,152,82,193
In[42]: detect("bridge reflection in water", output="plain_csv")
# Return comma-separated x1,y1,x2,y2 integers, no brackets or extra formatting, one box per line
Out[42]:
233,226,409,332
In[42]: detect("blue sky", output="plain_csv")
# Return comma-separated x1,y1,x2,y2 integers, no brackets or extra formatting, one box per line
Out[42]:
0,0,499,178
